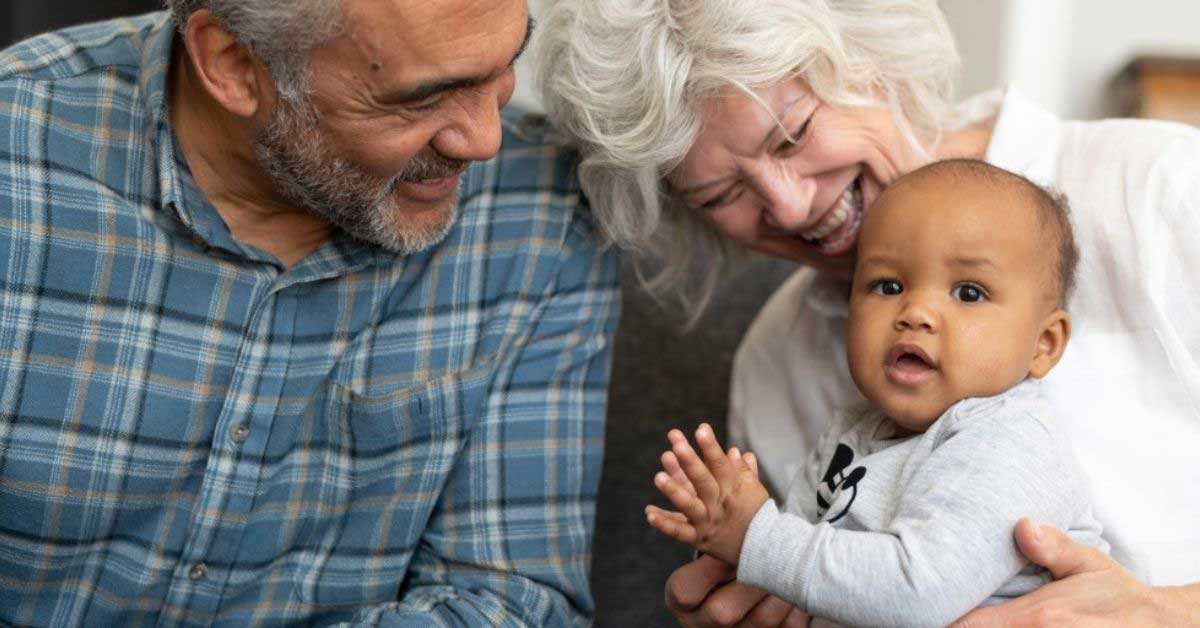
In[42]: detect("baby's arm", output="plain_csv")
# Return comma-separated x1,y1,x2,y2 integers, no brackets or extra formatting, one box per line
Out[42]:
645,424,770,565
738,411,1094,628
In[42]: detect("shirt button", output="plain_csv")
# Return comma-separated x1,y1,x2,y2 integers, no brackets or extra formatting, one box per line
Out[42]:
229,424,250,444
188,562,208,580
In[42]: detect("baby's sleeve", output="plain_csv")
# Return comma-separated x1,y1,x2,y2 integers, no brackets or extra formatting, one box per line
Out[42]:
739,408,1091,628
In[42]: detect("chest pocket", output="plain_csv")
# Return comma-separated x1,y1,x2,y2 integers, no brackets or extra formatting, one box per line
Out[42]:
287,364,497,607
336,362,496,495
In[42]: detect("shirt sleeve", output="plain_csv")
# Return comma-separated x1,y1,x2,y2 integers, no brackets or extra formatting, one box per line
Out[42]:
737,409,1092,628
344,211,621,627
1156,131,1200,381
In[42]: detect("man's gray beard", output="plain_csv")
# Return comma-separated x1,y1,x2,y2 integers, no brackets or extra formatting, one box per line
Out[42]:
253,100,466,255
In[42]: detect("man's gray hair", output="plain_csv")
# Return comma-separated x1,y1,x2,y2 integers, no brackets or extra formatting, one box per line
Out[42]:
536,0,960,316
164,0,345,105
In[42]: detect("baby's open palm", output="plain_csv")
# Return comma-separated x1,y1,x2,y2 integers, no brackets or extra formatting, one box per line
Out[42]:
645,424,771,565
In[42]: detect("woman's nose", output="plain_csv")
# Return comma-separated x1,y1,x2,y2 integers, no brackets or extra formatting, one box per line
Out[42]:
760,175,816,232
895,297,939,333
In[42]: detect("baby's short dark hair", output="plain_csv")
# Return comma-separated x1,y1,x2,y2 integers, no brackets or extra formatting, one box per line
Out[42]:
897,159,1079,306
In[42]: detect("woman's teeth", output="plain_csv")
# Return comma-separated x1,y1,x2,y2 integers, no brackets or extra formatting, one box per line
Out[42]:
801,205,851,241
800,178,863,250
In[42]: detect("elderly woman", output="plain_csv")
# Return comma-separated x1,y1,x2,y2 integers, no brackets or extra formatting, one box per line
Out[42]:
536,0,1200,626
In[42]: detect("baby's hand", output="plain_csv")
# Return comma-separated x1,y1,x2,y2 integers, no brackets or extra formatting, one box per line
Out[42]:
644,423,770,565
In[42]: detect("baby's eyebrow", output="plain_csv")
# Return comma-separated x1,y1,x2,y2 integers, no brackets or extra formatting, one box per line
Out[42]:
856,253,897,268
948,256,999,271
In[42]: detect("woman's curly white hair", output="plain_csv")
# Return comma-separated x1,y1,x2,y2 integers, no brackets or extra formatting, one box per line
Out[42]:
535,0,960,315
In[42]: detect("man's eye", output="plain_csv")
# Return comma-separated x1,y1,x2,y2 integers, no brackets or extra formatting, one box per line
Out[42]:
870,279,903,296
409,96,442,111
952,284,987,303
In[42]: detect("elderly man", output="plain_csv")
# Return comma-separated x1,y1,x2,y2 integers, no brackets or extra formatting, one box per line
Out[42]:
0,0,618,625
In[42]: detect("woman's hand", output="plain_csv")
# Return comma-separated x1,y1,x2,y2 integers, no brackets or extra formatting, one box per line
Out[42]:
951,518,1197,627
665,553,811,627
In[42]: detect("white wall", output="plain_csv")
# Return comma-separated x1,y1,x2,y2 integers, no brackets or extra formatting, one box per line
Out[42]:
1060,0,1200,119
941,0,1200,119
511,0,550,113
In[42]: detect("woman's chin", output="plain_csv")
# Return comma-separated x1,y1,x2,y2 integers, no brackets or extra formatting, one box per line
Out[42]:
757,237,857,277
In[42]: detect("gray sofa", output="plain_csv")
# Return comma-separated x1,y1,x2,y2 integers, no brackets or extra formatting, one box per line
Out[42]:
593,256,796,627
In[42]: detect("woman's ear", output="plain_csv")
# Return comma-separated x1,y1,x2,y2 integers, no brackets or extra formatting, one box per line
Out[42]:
180,10,269,119
1029,309,1071,379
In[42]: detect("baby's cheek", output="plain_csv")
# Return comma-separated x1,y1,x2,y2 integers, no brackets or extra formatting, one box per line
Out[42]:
956,335,1031,395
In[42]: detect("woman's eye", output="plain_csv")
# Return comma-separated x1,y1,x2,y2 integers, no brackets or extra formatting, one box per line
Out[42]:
952,284,987,303
699,185,744,210
870,280,903,296
776,119,811,154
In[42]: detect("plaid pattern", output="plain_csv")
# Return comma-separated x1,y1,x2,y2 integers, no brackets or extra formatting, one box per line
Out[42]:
0,13,619,627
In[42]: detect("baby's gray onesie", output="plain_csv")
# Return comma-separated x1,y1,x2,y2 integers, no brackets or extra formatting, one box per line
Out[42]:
737,380,1108,628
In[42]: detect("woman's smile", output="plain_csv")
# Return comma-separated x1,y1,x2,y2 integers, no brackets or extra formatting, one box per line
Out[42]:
796,175,864,255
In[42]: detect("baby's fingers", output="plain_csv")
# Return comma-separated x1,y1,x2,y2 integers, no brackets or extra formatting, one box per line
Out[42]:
744,451,760,479
645,505,699,545
668,429,719,503
661,450,696,497
655,471,707,522
694,423,734,485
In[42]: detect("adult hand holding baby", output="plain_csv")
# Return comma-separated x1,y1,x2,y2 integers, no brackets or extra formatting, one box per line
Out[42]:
952,519,1189,628
665,555,809,628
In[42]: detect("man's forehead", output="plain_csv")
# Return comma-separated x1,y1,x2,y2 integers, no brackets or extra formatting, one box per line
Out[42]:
337,0,528,72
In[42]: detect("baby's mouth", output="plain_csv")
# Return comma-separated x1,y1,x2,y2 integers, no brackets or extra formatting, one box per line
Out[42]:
885,343,938,385
797,176,863,255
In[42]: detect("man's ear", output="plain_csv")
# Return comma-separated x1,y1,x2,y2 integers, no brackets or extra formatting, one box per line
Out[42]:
180,10,270,119
1029,309,1070,379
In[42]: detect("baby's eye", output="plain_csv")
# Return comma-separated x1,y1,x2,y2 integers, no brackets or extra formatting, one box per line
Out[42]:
870,279,903,296
952,283,987,303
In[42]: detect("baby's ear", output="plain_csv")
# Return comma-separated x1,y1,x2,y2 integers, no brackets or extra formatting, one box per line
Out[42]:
1029,309,1071,379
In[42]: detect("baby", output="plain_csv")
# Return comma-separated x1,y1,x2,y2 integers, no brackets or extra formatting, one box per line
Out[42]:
646,159,1109,627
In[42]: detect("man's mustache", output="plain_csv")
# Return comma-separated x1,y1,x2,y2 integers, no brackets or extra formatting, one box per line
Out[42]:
398,153,469,183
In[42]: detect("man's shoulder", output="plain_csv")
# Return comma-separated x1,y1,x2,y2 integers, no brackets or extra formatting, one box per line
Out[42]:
494,108,584,198
0,12,167,85
466,108,605,251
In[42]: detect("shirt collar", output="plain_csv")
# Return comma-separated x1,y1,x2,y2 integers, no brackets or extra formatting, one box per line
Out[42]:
135,13,189,222
134,13,388,274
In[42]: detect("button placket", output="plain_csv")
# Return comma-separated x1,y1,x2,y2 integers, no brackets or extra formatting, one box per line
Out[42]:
229,423,250,444
188,562,208,580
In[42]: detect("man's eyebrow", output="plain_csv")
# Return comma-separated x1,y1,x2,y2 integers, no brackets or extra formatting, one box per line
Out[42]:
377,16,535,105
676,95,808,196
512,16,535,65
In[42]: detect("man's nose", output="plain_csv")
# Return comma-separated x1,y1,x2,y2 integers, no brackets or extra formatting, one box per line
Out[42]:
432,91,505,164
895,296,939,332
760,175,817,232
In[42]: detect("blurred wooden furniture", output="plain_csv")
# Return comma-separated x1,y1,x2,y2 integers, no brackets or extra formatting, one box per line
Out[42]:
1113,56,1200,126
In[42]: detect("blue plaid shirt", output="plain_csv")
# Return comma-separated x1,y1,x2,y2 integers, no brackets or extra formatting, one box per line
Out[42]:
0,13,619,627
